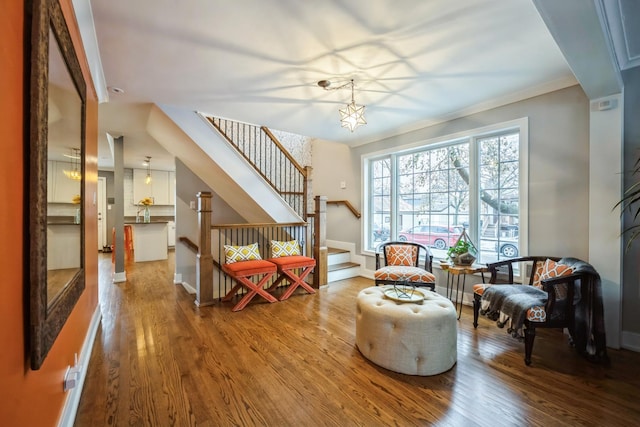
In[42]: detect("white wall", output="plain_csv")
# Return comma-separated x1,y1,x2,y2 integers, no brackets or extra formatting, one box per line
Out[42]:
589,94,623,349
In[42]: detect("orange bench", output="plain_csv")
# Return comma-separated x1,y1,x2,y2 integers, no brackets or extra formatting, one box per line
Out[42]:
221,259,278,311
267,255,316,300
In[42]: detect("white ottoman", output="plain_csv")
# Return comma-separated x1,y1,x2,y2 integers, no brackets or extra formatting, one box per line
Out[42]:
355,286,457,376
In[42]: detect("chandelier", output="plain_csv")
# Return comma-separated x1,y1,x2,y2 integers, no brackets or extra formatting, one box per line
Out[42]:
63,148,81,181
144,156,152,184
318,79,366,132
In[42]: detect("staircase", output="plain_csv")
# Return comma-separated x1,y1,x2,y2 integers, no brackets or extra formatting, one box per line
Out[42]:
327,247,361,282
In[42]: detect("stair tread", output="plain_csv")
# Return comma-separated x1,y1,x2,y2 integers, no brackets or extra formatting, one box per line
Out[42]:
328,247,349,254
328,262,359,272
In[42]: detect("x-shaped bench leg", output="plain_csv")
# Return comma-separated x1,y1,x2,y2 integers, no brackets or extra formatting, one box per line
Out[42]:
222,272,278,311
278,266,316,301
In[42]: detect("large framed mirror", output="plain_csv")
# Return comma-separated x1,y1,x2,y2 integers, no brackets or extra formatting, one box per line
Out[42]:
29,0,87,370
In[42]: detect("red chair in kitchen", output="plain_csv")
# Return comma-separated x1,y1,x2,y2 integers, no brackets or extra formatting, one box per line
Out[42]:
221,243,278,311
267,240,316,301
111,225,133,262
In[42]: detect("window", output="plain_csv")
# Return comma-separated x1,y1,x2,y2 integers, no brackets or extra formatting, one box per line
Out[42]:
364,120,527,264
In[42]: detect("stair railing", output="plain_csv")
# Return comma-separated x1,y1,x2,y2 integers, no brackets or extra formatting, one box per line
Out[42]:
203,115,311,219
193,192,327,306
326,199,361,218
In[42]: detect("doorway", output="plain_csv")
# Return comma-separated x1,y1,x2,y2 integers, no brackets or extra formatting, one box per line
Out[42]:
98,176,107,251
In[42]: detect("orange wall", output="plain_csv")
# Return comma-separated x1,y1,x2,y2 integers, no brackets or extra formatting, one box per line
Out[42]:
0,1,99,426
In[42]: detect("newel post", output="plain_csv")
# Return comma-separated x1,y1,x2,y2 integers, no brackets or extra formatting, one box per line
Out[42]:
313,195,328,288
196,192,214,306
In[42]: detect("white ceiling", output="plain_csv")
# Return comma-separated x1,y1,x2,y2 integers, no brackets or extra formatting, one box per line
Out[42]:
90,0,580,170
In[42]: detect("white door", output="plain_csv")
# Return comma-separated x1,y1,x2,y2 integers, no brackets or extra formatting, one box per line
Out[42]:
97,177,107,250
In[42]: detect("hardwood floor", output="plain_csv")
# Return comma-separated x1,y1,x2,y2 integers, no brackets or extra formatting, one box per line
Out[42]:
75,253,640,426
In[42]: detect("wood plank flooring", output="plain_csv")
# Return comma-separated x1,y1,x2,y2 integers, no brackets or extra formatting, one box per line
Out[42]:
75,253,640,426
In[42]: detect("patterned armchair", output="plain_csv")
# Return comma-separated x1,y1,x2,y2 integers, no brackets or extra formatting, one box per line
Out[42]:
472,256,608,365
374,241,436,291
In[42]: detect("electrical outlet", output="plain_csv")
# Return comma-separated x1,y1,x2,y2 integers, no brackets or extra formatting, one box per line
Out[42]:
63,353,82,392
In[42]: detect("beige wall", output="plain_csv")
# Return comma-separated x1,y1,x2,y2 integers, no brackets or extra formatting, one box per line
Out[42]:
311,139,361,245
174,158,244,293
314,85,591,272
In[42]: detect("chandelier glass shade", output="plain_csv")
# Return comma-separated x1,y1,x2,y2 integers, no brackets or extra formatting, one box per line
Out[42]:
144,156,152,184
318,78,366,132
339,100,366,132
339,79,366,132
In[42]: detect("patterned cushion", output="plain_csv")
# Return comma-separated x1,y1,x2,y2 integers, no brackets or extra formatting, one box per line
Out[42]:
270,240,301,258
526,306,547,322
539,259,573,285
385,245,417,266
374,266,436,284
224,243,262,264
473,283,489,295
532,261,546,289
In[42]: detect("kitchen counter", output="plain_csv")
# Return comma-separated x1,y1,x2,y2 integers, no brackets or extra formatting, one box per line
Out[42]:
47,216,80,225
125,220,170,224
130,222,168,262
47,223,80,269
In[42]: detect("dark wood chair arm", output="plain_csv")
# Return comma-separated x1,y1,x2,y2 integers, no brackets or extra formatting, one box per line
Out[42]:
486,256,534,283
486,256,561,284
375,252,382,270
539,272,583,314
422,246,434,273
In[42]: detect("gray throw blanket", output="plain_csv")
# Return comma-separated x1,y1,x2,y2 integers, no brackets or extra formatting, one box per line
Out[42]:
480,257,608,363
481,285,546,333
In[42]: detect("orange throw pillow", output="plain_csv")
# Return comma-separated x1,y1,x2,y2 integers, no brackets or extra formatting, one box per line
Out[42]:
385,245,417,266
538,258,573,284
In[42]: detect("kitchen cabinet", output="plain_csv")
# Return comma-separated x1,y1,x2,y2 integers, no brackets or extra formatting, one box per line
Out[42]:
169,171,176,205
49,160,81,203
133,168,172,205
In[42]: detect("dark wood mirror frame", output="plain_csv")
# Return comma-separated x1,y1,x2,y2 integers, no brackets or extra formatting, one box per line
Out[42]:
29,0,87,370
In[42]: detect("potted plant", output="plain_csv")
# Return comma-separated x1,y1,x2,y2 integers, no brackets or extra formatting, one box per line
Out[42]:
447,228,477,265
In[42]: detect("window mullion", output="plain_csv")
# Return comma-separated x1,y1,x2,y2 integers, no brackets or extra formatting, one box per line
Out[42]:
468,137,479,247
390,153,398,240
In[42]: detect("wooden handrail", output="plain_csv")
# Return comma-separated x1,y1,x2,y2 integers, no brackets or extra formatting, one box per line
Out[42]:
261,126,307,176
178,236,198,253
327,200,361,219
211,221,308,229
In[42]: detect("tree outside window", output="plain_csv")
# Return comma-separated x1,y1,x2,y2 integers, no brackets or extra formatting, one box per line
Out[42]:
366,129,521,264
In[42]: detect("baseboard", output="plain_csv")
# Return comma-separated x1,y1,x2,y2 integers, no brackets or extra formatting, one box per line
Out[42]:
58,306,102,427
360,268,374,280
181,281,196,295
621,331,640,352
173,273,182,285
112,271,126,283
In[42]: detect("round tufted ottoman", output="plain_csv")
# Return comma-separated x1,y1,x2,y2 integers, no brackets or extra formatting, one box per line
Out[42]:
355,286,457,376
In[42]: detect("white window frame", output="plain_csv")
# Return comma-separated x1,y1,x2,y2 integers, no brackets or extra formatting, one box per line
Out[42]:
362,118,529,265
